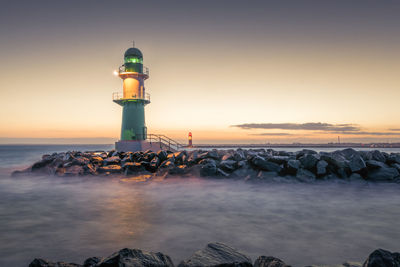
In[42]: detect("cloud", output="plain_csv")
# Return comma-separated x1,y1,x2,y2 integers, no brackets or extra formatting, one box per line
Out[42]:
388,128,400,131
232,122,360,132
249,132,293,136
335,131,400,136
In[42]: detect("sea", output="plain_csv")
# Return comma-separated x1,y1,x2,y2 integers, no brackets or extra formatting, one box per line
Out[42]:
0,144,399,267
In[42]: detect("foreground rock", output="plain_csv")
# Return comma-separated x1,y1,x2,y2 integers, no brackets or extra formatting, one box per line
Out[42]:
362,249,400,267
178,242,252,267
254,256,291,267
12,148,400,182
29,245,400,267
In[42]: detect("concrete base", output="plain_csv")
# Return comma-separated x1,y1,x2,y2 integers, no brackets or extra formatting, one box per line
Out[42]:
115,140,176,152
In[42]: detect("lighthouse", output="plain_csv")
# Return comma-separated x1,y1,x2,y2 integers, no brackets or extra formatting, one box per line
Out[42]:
113,44,151,152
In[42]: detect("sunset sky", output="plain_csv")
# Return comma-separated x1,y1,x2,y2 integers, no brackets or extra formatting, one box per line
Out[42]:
0,0,399,144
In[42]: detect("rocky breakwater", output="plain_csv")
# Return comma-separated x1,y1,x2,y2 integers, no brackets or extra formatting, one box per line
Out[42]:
29,242,400,267
12,148,400,182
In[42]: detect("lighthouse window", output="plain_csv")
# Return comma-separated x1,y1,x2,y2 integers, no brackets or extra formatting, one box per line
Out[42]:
125,57,143,64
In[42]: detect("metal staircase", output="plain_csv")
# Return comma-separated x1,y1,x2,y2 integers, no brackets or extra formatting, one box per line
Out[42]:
147,134,184,151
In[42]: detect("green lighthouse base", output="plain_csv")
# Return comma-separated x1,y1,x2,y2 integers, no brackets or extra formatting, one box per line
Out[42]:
115,140,175,152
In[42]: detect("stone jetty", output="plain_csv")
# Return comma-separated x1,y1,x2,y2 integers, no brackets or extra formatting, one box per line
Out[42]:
12,148,400,182
29,242,400,267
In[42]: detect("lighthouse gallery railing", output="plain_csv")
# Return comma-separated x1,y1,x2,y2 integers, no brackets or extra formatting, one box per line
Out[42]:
112,92,151,102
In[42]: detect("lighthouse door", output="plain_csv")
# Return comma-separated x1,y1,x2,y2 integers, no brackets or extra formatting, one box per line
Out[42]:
143,127,147,140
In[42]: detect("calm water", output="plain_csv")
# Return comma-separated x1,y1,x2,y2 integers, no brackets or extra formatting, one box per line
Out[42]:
0,145,399,266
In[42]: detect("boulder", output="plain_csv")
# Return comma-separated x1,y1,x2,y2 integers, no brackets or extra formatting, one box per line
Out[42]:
362,249,400,267
168,165,189,175
320,152,348,170
366,160,389,170
178,242,252,267
64,165,84,176
387,154,400,164
316,160,328,176
96,248,174,267
219,160,237,172
299,154,320,170
349,173,364,181
91,156,104,165
198,150,220,161
233,150,246,161
340,148,360,160
349,155,367,173
83,257,102,267
254,256,291,267
216,168,230,177
29,258,82,267
285,160,301,175
343,262,362,267
296,168,316,182
252,156,282,173
200,159,217,176
268,156,290,165
123,162,145,174
72,157,90,166
103,156,120,166
367,167,399,181
97,165,122,174
157,150,168,162
366,150,386,163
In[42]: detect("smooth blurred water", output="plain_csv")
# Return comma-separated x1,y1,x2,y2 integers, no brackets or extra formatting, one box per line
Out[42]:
0,145,399,267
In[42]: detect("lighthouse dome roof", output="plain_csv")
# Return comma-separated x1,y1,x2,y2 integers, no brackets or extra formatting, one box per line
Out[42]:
124,47,143,58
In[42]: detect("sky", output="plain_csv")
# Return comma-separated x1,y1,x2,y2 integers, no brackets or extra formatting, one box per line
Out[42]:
0,0,399,144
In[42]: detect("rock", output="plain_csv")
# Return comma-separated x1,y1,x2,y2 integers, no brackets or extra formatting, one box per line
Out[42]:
97,165,122,174
160,160,175,169
83,257,102,267
349,155,367,173
316,160,328,176
200,159,217,176
387,154,400,164
103,156,120,166
178,242,252,267
29,258,82,267
198,150,220,161
219,160,237,172
366,160,389,170
72,157,90,166
233,150,246,161
285,160,301,175
366,150,386,163
221,153,234,161
343,262,362,267
91,156,104,165
256,171,279,180
252,156,282,173
340,148,360,160
362,248,400,267
254,256,291,267
123,162,145,174
320,152,348,170
268,156,290,165
168,165,189,175
299,154,320,170
96,248,174,267
188,151,199,164
157,150,168,162
216,168,230,177
296,168,316,182
349,173,364,181
391,163,400,172
367,167,399,181
64,165,84,176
